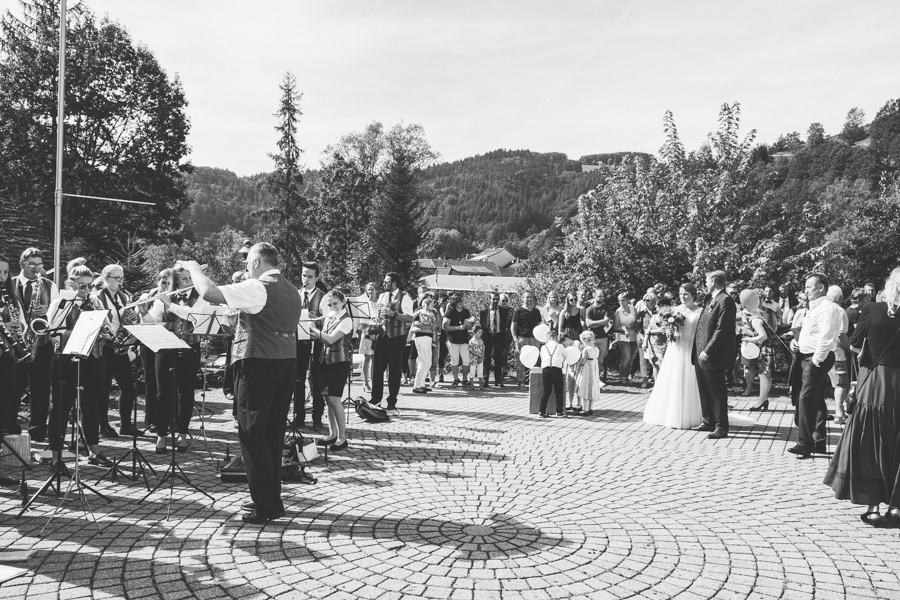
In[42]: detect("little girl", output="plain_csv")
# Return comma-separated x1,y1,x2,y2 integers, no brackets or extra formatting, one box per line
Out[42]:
575,330,606,415
468,326,485,386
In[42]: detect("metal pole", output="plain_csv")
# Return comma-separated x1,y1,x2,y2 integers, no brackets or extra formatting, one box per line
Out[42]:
52,0,67,286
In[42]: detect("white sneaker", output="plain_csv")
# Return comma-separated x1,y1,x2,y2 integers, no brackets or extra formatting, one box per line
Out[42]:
388,409,401,417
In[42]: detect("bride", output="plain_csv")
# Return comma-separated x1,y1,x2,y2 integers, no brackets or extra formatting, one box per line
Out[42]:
643,283,703,429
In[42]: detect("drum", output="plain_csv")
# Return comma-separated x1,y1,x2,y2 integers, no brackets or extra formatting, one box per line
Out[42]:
741,342,761,360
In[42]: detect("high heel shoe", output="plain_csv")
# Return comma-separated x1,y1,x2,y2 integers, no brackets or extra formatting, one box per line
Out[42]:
748,399,769,412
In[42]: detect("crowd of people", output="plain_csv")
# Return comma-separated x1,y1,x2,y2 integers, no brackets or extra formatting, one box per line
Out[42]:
1,243,899,528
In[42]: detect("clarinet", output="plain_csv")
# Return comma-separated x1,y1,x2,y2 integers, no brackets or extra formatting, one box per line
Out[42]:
0,289,33,364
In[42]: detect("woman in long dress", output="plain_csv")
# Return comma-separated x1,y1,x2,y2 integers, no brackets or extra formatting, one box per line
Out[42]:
643,284,704,429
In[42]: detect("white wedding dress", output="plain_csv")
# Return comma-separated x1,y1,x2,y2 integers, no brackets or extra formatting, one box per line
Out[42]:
643,305,703,429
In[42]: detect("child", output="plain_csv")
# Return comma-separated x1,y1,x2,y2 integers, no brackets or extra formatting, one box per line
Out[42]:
539,330,567,418
575,330,606,415
468,326,485,386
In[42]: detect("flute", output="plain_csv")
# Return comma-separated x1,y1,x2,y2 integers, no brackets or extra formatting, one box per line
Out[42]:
120,286,195,311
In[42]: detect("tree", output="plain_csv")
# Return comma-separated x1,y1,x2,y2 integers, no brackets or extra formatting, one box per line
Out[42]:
807,122,826,147
417,228,478,259
869,98,900,182
841,107,867,144
0,0,192,261
253,71,309,282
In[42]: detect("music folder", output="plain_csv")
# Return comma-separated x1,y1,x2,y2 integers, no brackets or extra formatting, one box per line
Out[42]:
124,324,192,353
61,310,108,357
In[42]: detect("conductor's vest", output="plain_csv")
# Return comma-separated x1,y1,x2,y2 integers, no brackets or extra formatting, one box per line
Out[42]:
231,272,302,363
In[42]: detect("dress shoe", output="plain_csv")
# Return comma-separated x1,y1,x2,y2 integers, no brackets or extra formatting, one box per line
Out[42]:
316,437,337,447
412,387,428,394
88,453,113,467
241,509,285,524
155,444,168,455
100,424,119,438
119,425,141,437
707,428,728,440
693,422,715,432
177,441,190,453
329,440,349,452
787,444,811,457
422,387,431,392
748,400,769,412
240,500,256,511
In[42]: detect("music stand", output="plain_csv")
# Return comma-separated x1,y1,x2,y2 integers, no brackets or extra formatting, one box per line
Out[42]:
19,309,112,532
130,325,213,518
187,308,231,462
344,300,374,423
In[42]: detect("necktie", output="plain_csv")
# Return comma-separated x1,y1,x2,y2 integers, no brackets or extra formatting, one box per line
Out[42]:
303,290,308,309
492,309,499,333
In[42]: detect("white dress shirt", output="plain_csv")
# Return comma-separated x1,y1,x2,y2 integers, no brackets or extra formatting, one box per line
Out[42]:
540,340,566,369
377,290,414,315
798,296,843,365
219,269,280,314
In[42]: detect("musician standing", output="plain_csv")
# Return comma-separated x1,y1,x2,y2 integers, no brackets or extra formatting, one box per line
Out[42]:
137,269,174,431
370,272,413,415
293,262,325,429
0,255,27,435
12,248,59,442
94,264,139,437
179,244,301,524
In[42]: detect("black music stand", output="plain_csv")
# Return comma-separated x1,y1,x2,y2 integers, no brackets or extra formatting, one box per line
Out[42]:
19,308,112,531
187,309,231,462
344,299,375,422
132,325,213,518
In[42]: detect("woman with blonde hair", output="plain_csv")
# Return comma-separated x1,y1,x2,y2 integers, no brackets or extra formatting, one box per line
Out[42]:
824,267,900,527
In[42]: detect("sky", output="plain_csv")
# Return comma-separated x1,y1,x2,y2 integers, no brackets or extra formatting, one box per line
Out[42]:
3,0,899,176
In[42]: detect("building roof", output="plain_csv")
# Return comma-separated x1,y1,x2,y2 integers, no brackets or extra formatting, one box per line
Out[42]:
419,274,527,293
451,265,494,275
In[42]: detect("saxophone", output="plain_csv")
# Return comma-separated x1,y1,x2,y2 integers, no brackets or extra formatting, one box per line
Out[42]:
24,277,44,352
0,289,33,364
113,303,140,354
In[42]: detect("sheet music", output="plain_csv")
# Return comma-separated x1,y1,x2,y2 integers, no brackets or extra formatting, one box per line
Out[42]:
297,309,314,341
188,305,230,336
62,310,107,357
125,324,192,352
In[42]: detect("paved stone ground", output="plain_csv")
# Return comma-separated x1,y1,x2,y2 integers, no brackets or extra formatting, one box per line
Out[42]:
1,378,899,599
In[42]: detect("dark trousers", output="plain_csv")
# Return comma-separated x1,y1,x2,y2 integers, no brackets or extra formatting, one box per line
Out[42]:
223,338,234,396
48,353,105,451
155,345,201,436
0,359,18,433
372,334,405,409
695,366,729,431
140,345,157,427
20,342,53,435
438,331,449,379
794,352,835,448
99,347,137,429
483,332,506,385
235,357,296,516
294,341,324,423
540,367,564,414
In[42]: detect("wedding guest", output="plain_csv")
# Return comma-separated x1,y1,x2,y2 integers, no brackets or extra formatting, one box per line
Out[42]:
846,288,869,335
645,296,671,381
436,294,450,384
309,290,353,452
537,330,565,418
762,285,782,326
824,267,900,527
726,283,743,387
406,285,430,386
411,293,439,394
543,291,562,334
791,292,809,340
788,273,843,458
584,289,610,381
739,293,778,411
778,283,797,332
498,294,513,379
469,326,485,386
442,293,473,387
478,291,510,388
826,286,851,425
575,330,605,415
511,291,543,389
863,282,876,302
557,292,583,344
357,281,378,392
636,293,657,388
611,292,639,381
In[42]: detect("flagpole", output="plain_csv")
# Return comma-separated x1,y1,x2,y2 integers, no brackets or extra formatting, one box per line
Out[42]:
52,0,67,285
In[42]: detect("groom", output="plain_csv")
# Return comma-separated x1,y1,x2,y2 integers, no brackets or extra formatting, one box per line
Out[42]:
692,270,737,439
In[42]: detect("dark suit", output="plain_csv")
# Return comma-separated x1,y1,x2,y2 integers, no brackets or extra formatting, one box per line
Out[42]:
692,290,737,431
479,305,511,385
294,287,325,425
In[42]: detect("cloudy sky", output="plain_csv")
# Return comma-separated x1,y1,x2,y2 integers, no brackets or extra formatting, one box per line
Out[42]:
3,0,898,175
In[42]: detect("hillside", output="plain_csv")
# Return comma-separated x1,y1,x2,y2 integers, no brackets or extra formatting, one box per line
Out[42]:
180,167,273,238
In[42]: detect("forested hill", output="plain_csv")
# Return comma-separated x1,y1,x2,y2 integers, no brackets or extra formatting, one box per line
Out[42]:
180,167,273,238
421,149,651,245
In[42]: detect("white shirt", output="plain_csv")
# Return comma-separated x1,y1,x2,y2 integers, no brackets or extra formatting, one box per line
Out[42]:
834,306,850,362
377,289,414,315
219,269,280,315
14,273,60,303
798,296,843,365
540,341,566,369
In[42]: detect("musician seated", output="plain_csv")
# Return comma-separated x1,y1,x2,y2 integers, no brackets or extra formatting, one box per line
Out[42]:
144,265,204,453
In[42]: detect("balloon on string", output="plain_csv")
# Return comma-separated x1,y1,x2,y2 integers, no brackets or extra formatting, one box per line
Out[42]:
739,289,760,310
741,342,761,360
519,345,540,368
533,323,550,344
565,346,582,365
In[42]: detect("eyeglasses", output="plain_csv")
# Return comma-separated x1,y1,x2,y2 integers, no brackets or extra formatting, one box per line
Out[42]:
73,283,91,290
107,276,124,282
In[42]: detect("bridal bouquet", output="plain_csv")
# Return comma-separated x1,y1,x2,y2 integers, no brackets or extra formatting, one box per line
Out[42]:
660,308,686,341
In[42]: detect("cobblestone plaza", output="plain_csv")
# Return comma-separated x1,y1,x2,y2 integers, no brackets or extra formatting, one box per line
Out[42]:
1,383,899,600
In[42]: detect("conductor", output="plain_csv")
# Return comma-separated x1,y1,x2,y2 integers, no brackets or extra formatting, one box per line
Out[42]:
179,243,302,524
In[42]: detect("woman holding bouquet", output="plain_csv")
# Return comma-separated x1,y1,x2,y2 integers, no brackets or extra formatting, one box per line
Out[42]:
642,284,704,429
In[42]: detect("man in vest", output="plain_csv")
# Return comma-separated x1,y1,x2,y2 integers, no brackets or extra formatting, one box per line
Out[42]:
371,271,414,415
13,247,59,441
293,262,326,429
179,243,302,524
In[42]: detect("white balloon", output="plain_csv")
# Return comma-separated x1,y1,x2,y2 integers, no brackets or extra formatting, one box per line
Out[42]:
741,342,760,360
533,323,551,344
565,346,582,365
519,345,540,368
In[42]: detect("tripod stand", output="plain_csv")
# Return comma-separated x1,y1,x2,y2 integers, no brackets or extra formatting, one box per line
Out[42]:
191,321,230,464
98,348,155,490
139,348,213,518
